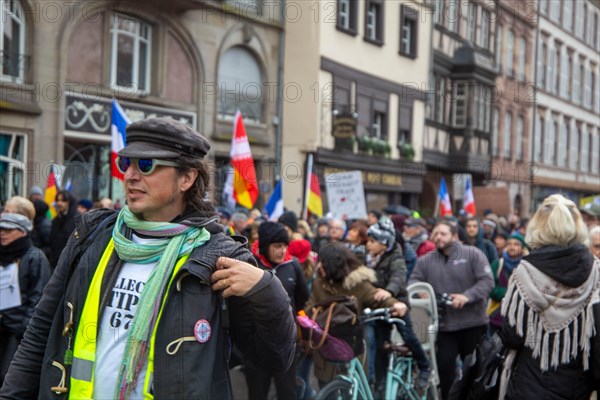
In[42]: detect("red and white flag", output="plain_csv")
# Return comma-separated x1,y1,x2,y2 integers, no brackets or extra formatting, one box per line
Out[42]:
111,100,130,180
438,177,453,217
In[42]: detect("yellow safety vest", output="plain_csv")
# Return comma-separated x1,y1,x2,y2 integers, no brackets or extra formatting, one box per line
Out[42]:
69,239,188,399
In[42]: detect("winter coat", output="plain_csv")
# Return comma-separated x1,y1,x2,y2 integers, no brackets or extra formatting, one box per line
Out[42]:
49,202,78,267
372,244,409,305
408,242,494,332
305,266,400,382
465,225,498,264
0,245,51,336
0,209,296,400
499,245,600,399
254,255,309,314
31,218,51,261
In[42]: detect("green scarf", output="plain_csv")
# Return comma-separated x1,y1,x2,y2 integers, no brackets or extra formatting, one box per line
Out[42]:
112,206,211,399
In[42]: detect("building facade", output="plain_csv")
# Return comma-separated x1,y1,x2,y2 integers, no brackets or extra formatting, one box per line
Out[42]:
421,0,499,216
0,0,283,205
282,0,432,216
485,0,536,217
532,0,600,209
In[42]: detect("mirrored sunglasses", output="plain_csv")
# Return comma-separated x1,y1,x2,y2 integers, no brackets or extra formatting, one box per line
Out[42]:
115,156,180,176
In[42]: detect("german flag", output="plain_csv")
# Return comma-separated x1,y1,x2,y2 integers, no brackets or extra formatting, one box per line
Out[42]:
44,164,58,218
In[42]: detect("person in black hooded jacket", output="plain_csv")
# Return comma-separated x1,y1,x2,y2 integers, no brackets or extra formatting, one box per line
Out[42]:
463,217,498,264
49,190,78,267
31,199,51,260
0,210,51,386
246,221,309,400
499,194,600,399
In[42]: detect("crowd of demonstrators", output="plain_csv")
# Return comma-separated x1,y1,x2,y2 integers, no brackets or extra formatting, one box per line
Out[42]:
0,199,52,386
498,194,600,399
409,220,494,400
0,118,296,399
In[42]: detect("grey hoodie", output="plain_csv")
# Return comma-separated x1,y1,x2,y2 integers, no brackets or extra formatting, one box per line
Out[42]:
408,241,494,332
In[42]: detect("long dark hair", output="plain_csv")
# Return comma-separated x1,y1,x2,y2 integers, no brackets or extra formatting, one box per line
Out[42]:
318,242,361,283
175,155,215,214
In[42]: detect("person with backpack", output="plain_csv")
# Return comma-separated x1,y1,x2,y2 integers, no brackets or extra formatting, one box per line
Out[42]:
0,118,296,399
304,242,408,386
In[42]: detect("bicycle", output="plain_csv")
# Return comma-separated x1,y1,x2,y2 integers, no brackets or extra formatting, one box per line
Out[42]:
315,307,433,400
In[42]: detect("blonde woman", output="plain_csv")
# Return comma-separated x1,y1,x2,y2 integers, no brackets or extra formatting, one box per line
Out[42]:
499,194,600,399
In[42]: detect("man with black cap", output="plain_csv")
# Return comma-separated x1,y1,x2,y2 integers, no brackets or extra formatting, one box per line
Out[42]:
403,217,435,258
579,201,600,228
0,118,296,399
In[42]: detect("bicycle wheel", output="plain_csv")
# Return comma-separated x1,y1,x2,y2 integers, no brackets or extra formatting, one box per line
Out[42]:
315,378,354,400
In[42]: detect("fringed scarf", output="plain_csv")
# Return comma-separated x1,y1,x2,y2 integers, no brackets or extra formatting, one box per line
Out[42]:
499,258,600,399
112,206,211,399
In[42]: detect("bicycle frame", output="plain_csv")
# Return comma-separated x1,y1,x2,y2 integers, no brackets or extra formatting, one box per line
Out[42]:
386,353,424,400
334,358,373,400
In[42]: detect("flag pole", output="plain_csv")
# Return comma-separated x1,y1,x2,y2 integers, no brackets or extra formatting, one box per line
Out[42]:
433,180,440,218
303,154,313,220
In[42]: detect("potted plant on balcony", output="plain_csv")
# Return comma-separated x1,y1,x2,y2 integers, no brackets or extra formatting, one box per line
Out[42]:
356,135,374,154
398,143,415,161
372,138,391,158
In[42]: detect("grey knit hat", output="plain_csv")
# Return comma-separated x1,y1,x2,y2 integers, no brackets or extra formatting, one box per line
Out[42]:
367,216,396,248
0,213,33,232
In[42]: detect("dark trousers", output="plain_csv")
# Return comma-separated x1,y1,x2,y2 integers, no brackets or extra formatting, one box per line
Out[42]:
0,330,21,387
436,325,487,400
244,361,297,400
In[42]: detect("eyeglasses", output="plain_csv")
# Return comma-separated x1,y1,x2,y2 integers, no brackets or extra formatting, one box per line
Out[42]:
115,156,180,176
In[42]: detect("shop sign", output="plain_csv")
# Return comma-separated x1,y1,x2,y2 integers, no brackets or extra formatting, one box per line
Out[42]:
64,94,197,135
323,167,403,188
332,113,357,139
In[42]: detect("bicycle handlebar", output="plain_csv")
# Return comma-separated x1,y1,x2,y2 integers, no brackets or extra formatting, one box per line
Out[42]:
359,308,406,326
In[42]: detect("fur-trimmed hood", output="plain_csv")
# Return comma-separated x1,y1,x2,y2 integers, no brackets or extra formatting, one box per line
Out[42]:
342,266,377,291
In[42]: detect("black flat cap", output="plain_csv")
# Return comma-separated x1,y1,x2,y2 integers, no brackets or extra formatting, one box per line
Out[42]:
119,117,211,159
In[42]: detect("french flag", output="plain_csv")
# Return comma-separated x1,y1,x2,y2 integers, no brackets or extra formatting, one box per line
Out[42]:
463,176,476,215
438,177,453,216
263,180,284,221
111,100,130,180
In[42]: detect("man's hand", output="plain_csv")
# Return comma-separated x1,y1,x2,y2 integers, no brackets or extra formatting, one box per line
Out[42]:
449,293,470,309
211,257,265,298
391,302,408,317
374,288,392,302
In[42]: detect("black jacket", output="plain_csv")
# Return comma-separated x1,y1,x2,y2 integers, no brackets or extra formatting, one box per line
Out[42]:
256,257,309,314
499,245,600,399
49,203,78,267
0,209,296,400
372,244,408,305
0,245,51,336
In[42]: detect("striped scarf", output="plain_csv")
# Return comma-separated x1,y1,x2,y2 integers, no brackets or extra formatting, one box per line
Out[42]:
111,206,211,399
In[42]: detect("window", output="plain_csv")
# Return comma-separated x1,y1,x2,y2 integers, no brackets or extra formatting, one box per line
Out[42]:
434,0,443,24
217,46,264,122
518,38,526,81
576,1,585,39
481,10,490,49
467,3,476,43
337,0,357,34
563,0,572,31
434,74,446,123
372,111,386,139
587,8,596,46
580,64,586,105
581,129,589,172
1,0,26,81
516,116,524,160
452,82,467,127
560,50,569,98
558,120,568,167
110,14,152,92
0,131,26,204
573,57,580,104
506,31,514,77
492,108,499,156
483,87,491,132
584,66,592,108
591,133,599,173
553,46,560,94
400,5,418,57
593,71,599,112
539,0,548,15
476,85,489,131
495,26,502,69
547,44,555,92
538,41,546,87
504,111,512,158
569,125,579,170
364,0,384,44
534,115,543,162
544,118,555,165
550,0,560,22
448,0,458,32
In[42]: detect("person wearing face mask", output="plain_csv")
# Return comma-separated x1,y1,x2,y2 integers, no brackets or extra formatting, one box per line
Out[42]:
0,207,51,386
247,221,310,400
